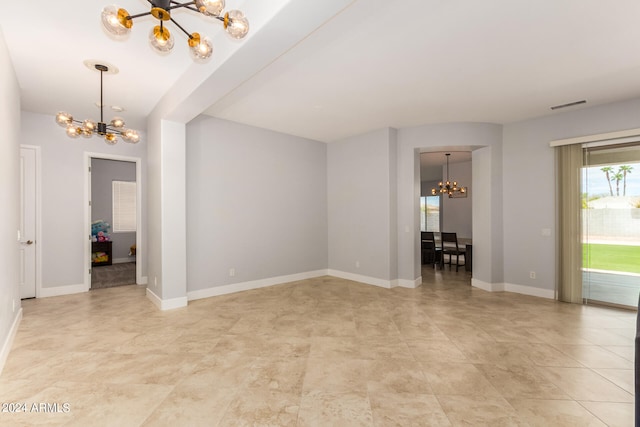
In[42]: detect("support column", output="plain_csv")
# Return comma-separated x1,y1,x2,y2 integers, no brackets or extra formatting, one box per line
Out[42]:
146,117,187,309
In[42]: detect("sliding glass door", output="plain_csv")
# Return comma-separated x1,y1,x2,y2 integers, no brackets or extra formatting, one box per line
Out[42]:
582,144,640,308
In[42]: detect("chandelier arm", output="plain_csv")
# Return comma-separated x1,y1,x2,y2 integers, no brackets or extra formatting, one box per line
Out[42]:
166,2,199,12
170,17,193,38
127,11,153,20
105,126,125,135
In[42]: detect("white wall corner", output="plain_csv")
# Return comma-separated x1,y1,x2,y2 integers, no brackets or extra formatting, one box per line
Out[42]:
188,270,329,301
39,283,87,298
504,283,555,299
396,277,422,288
146,288,188,310
471,278,505,292
327,269,392,289
0,308,22,376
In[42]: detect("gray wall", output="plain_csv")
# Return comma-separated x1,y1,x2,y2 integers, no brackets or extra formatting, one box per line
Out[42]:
420,180,440,197
91,158,137,261
503,97,640,292
20,111,147,289
328,128,398,281
0,26,21,370
185,117,328,292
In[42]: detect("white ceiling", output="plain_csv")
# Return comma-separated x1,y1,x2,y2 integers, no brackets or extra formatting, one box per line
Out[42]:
2,1,640,143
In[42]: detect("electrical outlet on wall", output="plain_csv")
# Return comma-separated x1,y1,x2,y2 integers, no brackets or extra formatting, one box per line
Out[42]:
229,268,236,277
355,261,360,268
529,271,536,279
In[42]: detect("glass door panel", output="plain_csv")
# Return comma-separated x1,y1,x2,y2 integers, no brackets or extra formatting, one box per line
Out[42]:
582,144,640,308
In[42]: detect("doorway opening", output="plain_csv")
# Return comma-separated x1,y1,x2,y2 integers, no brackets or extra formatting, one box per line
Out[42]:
85,153,142,291
419,150,473,272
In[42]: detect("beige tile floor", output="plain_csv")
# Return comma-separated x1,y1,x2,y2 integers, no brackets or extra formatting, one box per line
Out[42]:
0,267,636,426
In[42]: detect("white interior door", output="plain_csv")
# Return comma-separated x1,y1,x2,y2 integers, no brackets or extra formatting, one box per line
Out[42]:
19,147,37,299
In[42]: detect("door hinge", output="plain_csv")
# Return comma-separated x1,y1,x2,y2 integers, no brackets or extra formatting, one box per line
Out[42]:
89,268,92,275
88,166,91,172
89,200,91,206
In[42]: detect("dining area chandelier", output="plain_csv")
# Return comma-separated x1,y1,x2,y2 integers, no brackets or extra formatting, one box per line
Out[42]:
101,0,249,61
431,153,466,197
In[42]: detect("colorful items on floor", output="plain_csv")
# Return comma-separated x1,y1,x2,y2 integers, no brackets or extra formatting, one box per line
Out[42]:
92,252,109,263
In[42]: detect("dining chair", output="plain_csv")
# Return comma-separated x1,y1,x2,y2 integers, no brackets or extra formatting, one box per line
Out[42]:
440,232,465,271
421,231,440,268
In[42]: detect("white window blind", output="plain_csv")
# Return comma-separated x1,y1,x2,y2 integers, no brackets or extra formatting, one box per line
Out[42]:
112,181,136,232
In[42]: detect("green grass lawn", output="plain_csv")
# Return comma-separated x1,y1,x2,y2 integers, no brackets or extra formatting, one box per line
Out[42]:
583,243,640,274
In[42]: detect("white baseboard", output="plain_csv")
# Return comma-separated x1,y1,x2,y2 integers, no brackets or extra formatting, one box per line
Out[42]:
0,308,22,376
472,279,554,299
39,283,87,298
504,282,555,299
188,270,424,301
112,258,136,264
396,277,422,289
471,279,504,292
327,270,393,289
146,288,188,310
187,270,328,301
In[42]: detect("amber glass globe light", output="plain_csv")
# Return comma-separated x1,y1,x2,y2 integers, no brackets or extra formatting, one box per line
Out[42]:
150,26,174,52
224,10,249,39
66,126,81,138
55,112,73,127
123,129,140,144
104,133,118,145
195,0,224,17
101,5,132,36
110,117,125,128
188,33,213,61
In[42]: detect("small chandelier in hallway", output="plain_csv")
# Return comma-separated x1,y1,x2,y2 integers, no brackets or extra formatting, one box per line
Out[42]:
55,61,140,145
432,153,466,198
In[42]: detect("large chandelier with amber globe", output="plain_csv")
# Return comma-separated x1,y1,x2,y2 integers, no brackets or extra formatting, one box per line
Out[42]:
431,153,466,198
101,0,249,61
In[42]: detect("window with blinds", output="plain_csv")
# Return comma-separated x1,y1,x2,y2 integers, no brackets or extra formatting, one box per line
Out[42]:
112,180,136,232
